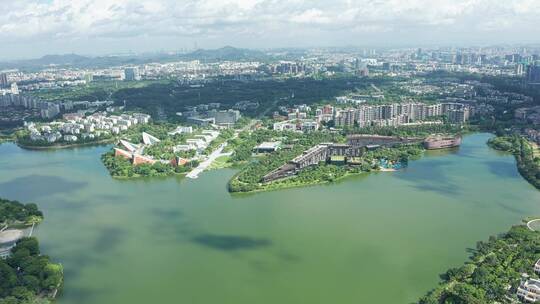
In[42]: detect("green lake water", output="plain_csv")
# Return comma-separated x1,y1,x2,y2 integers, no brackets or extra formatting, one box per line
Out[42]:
0,133,539,304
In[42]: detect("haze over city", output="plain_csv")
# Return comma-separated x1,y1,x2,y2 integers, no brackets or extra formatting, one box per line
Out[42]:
1,0,540,59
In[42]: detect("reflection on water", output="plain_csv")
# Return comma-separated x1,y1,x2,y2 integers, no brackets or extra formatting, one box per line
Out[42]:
191,234,272,251
0,175,87,201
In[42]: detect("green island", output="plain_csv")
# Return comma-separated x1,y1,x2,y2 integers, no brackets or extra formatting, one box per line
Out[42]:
488,136,540,189
418,222,540,304
0,198,63,304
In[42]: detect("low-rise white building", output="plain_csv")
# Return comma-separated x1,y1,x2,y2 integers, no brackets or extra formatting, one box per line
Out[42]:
273,120,297,132
63,135,78,142
186,138,206,149
81,133,95,140
133,113,151,124
173,144,196,153
26,111,151,144
168,126,193,135
201,130,219,139
518,279,540,303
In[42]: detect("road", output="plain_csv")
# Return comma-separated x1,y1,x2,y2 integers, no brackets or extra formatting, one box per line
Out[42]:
371,83,382,93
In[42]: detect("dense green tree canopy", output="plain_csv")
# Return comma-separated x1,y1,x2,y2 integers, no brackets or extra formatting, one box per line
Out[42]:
419,225,540,304
0,199,62,304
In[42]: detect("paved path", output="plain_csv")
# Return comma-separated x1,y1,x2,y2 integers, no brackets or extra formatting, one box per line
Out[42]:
527,219,540,231
186,99,278,180
0,229,24,244
186,142,229,179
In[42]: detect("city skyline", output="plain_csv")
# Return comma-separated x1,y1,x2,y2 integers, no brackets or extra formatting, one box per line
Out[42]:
1,0,540,60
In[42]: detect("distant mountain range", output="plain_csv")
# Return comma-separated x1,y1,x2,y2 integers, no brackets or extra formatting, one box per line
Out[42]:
0,46,275,71
183,46,269,61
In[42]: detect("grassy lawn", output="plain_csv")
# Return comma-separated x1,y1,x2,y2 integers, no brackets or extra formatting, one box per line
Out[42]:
209,155,232,170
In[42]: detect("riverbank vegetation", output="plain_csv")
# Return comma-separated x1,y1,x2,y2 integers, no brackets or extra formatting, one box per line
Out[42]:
247,164,359,193
0,131,16,144
0,199,63,304
0,238,64,304
418,224,540,304
256,144,424,193
363,144,424,166
0,199,43,227
488,136,540,189
100,151,199,178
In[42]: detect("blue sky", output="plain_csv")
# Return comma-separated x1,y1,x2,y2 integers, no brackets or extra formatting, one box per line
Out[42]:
1,0,539,60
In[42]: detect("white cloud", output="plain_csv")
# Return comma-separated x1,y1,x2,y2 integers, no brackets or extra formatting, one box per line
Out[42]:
293,9,332,24
0,0,539,58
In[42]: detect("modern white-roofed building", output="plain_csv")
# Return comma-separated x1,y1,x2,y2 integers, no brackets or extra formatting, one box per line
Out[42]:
142,132,160,145
119,140,140,153
186,138,206,149
168,126,193,135
254,141,282,153
173,144,196,153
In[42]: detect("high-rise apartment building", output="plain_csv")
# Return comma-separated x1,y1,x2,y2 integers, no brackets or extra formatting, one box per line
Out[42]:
0,73,8,88
334,102,469,128
527,65,540,84
124,67,141,81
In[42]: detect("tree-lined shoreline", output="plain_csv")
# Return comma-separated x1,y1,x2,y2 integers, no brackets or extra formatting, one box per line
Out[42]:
0,198,63,304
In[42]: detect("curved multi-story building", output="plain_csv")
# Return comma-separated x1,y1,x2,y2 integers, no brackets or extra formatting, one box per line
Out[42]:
423,135,462,150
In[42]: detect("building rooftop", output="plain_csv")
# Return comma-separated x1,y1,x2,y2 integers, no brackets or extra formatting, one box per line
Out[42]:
255,141,282,150
142,132,160,145
522,278,540,290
